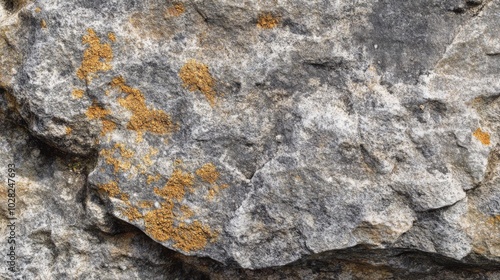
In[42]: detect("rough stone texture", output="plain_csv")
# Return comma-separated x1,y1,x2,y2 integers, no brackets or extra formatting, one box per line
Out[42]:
1,0,500,278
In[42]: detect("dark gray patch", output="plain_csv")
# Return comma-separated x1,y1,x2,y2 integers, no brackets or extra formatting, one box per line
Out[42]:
283,18,311,35
406,99,448,123
273,109,301,151
276,155,297,166
354,0,465,84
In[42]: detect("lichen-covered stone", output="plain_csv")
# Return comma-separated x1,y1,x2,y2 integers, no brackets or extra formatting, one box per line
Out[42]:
1,0,500,277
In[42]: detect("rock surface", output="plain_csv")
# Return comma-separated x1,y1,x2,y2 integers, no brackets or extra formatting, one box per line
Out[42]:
1,0,500,278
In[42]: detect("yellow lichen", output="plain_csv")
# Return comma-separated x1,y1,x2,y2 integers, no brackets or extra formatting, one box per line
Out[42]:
98,181,121,197
207,184,229,200
40,19,47,28
473,128,490,145
108,32,116,42
85,102,110,120
100,119,116,136
135,131,144,143
85,100,116,136
144,202,175,241
138,200,154,209
34,7,41,13
142,164,218,252
167,3,185,17
114,143,134,159
121,206,143,221
195,163,219,184
144,202,216,252
76,28,113,83
110,76,176,134
143,148,159,167
99,182,143,222
179,60,218,106
171,221,215,252
65,127,73,135
180,205,194,219
72,89,84,99
147,174,161,184
154,169,194,201
120,193,130,202
100,148,132,173
257,13,279,29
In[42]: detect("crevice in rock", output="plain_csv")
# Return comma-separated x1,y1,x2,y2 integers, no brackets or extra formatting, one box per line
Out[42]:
470,0,493,16
192,3,208,22
1,0,29,13
177,245,500,278
413,196,465,214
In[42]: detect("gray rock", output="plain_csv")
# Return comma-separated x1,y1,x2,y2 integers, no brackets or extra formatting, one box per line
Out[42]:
1,0,500,277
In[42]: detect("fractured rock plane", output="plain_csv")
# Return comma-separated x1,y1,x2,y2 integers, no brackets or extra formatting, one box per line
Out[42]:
1,0,500,278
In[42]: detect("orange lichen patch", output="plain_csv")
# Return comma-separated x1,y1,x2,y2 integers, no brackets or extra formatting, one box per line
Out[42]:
85,102,110,120
84,98,115,136
145,164,218,252
108,32,116,42
41,19,47,28
167,3,186,17
154,169,194,201
179,60,217,106
34,7,41,13
138,200,154,209
144,202,175,241
98,184,142,222
101,119,116,136
144,202,216,252
171,221,215,252
180,205,194,219
143,148,159,166
110,76,176,134
196,163,219,184
100,148,132,173
76,28,113,83
72,89,85,99
257,12,279,29
135,131,144,143
65,127,73,135
120,193,130,202
473,128,491,145
147,174,161,184
98,181,121,197
207,184,229,200
114,143,134,159
121,206,143,221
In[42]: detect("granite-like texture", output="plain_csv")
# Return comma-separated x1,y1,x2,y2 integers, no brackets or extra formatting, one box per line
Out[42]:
1,0,500,278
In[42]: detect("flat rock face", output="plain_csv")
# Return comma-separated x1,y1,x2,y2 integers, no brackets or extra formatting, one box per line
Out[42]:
1,0,500,273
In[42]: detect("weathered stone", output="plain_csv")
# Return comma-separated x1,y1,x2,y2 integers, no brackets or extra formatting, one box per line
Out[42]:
1,0,500,278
